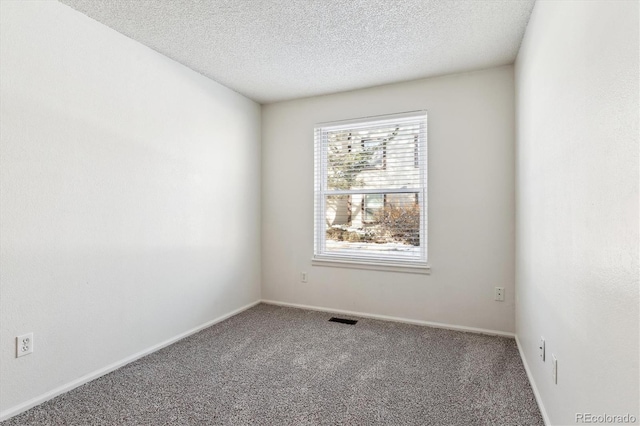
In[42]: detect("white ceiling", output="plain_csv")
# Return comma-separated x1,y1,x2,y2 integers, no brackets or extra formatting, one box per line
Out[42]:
59,0,535,104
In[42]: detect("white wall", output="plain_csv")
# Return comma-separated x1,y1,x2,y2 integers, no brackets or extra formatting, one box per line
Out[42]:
262,66,516,333
0,0,261,415
515,1,639,424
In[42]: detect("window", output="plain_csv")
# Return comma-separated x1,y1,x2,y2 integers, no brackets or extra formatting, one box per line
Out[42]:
314,111,428,272
361,139,386,170
362,193,385,223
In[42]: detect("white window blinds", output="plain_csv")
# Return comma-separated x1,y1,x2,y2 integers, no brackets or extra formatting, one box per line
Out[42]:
314,111,428,267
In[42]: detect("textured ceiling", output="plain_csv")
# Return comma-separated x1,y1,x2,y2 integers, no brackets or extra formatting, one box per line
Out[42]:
59,0,535,104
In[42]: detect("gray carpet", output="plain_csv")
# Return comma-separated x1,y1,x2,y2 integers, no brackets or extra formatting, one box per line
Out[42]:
2,304,543,425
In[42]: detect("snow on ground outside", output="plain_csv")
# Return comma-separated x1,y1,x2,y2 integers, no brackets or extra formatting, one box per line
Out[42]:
326,240,420,257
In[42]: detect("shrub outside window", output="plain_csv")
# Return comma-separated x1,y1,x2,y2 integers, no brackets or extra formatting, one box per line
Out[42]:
313,111,428,270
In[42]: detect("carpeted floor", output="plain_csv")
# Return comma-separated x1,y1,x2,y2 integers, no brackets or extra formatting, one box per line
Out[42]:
2,304,543,425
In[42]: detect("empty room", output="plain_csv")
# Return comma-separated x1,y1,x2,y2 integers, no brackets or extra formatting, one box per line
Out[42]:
0,0,638,425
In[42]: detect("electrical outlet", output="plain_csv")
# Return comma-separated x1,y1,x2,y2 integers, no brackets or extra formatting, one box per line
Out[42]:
539,337,545,361
552,354,558,384
301,272,308,283
16,333,33,358
494,287,504,301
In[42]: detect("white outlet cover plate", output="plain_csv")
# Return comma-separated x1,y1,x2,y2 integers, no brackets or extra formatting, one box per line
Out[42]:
16,333,33,357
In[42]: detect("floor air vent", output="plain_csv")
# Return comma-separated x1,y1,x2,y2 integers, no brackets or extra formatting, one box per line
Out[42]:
329,317,357,325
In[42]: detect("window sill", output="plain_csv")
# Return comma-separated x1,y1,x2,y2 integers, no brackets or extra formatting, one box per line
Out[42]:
311,257,431,275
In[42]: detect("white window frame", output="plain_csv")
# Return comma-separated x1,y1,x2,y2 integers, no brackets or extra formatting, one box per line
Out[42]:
313,111,429,274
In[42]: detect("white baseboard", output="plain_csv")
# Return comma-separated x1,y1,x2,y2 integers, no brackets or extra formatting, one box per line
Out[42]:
261,299,515,338
515,335,550,426
0,300,261,422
